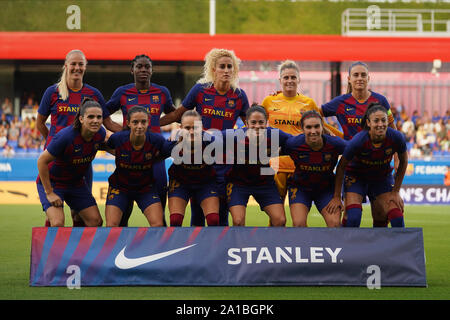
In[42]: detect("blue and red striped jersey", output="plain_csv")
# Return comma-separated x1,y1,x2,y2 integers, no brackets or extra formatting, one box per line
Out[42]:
321,91,391,140
343,127,407,180
182,83,249,130
105,83,173,133
38,84,108,148
107,130,175,193
168,131,216,185
282,134,347,192
37,125,106,189
223,127,291,186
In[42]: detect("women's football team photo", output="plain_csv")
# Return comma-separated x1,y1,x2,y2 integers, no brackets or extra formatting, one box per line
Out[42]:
36,48,408,228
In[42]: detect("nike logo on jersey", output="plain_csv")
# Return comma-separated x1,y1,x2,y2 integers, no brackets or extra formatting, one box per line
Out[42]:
128,98,136,101
115,244,197,269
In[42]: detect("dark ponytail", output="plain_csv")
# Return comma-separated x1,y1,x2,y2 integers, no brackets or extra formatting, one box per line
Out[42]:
72,97,102,131
246,103,267,120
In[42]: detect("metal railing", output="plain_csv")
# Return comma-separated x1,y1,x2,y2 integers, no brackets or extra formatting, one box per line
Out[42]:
342,7,450,37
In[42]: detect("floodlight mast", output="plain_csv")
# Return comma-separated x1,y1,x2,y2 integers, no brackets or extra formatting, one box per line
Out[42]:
210,0,216,36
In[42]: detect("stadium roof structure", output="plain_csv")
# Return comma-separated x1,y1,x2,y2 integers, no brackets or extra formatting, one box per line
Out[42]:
0,32,449,62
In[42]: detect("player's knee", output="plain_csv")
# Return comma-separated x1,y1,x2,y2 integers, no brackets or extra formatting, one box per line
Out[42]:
232,216,245,226
292,219,307,227
271,215,286,227
85,216,103,227
50,220,65,227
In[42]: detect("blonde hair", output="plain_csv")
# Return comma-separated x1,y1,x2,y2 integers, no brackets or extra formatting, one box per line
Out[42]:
197,48,240,90
56,49,87,101
278,60,300,78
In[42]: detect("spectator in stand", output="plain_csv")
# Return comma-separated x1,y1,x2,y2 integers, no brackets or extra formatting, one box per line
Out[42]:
411,110,420,127
0,124,7,148
402,116,416,141
390,106,401,125
23,97,35,111
443,110,450,123
432,110,441,123
2,144,15,158
7,121,20,143
0,113,9,127
409,143,423,159
1,97,13,116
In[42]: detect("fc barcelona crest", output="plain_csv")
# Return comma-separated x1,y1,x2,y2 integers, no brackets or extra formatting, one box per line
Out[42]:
228,99,235,108
385,148,393,155
152,95,160,103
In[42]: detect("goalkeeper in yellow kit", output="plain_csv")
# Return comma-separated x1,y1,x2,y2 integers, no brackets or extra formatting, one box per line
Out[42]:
261,60,343,206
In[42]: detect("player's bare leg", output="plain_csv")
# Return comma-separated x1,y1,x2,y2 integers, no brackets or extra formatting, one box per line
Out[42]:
46,206,66,227
105,205,123,227
168,196,187,227
143,202,164,227
289,203,309,227
264,203,286,227
78,205,103,227
229,205,246,226
200,196,220,226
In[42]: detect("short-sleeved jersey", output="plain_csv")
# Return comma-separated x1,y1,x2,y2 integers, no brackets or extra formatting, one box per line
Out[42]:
223,127,291,186
321,91,394,141
107,130,175,193
182,83,249,130
168,131,216,185
282,134,347,192
262,92,343,173
343,127,407,180
105,83,174,133
37,125,106,189
38,84,108,148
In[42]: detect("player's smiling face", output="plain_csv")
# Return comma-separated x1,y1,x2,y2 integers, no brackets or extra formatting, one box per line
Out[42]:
65,52,86,82
303,117,323,145
213,56,234,83
280,68,299,97
80,107,103,135
348,65,369,91
246,111,267,137
132,57,152,84
127,111,148,137
367,110,388,141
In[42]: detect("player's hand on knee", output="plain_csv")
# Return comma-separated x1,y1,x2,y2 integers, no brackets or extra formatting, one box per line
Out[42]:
324,196,343,215
47,192,63,207
388,191,404,212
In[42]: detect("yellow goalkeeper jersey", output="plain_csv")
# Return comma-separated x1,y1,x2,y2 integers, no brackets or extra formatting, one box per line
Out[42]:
261,92,343,173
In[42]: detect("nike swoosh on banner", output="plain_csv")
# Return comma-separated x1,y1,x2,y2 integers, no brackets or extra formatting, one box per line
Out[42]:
114,244,197,269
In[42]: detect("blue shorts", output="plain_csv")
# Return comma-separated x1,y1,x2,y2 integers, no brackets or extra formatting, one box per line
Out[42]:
106,185,161,213
287,185,334,212
227,181,283,210
168,179,218,204
344,174,394,201
37,182,97,212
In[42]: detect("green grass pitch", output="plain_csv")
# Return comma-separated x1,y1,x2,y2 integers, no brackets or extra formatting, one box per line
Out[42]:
0,204,449,300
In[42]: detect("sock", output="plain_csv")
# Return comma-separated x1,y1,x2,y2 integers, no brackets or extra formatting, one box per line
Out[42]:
206,213,220,226
345,204,362,227
388,208,405,227
170,213,184,227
